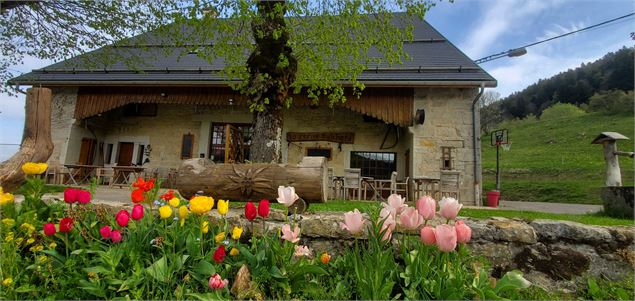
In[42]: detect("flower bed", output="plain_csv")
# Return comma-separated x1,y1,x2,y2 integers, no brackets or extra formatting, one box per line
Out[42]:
0,162,537,300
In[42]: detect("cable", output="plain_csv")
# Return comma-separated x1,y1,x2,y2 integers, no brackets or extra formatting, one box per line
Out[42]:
475,12,635,64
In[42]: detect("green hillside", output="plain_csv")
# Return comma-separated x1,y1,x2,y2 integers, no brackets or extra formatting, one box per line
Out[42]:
481,111,634,204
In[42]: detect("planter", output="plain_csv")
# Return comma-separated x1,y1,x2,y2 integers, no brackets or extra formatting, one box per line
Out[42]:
486,190,500,207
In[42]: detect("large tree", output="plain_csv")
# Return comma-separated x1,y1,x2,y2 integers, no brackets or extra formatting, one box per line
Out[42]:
2,0,435,163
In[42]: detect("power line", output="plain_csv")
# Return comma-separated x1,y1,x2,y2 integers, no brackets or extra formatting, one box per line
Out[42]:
475,12,635,64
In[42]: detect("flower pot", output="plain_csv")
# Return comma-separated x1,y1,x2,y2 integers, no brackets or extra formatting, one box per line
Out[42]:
486,191,500,207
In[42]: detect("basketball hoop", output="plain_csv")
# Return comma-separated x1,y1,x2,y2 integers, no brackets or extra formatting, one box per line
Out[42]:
501,143,512,151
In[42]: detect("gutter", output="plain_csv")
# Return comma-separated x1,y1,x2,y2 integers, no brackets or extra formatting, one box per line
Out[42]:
471,83,485,206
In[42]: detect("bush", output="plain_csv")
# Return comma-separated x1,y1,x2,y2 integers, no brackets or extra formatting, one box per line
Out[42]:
587,90,634,115
540,103,586,120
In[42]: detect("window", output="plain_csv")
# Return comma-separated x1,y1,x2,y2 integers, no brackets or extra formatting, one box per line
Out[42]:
123,103,157,116
209,123,252,163
105,143,114,164
350,151,396,180
181,134,194,159
306,147,332,160
441,147,453,170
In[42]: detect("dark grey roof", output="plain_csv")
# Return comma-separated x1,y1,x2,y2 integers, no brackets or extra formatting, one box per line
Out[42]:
11,17,496,87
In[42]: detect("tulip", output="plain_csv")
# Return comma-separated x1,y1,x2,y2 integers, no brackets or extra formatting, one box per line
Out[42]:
214,232,226,244
131,204,144,220
276,186,299,207
160,189,174,200
76,190,91,204
416,195,436,220
258,199,270,218
455,220,472,243
208,273,228,290
420,226,436,245
400,207,424,230
439,197,462,220
99,225,112,239
383,194,407,214
340,209,365,236
380,213,396,241
0,187,14,206
21,162,47,175
213,245,226,263
217,199,229,216
244,202,257,221
110,230,122,243
43,223,56,236
434,224,457,252
115,210,130,227
231,226,243,240
168,197,180,207
190,196,214,215
178,205,189,226
131,188,145,203
159,205,173,219
294,245,312,257
201,221,209,234
280,224,300,243
59,217,73,233
229,248,240,256
320,252,331,264
63,188,77,204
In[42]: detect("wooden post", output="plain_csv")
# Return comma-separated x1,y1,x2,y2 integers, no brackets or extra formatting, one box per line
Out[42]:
0,88,54,192
603,141,622,187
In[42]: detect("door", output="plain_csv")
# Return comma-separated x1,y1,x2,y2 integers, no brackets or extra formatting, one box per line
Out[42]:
224,124,245,163
117,142,134,166
78,138,96,165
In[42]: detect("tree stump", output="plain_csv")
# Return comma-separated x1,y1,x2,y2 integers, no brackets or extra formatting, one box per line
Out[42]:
0,88,54,192
176,156,328,203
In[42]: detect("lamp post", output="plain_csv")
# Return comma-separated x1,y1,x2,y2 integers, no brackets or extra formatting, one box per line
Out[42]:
474,47,527,64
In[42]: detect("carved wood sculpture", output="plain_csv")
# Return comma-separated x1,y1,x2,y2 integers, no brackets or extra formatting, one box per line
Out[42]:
176,156,328,204
0,88,54,192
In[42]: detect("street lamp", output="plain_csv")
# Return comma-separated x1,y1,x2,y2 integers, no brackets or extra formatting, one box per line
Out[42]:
474,47,527,64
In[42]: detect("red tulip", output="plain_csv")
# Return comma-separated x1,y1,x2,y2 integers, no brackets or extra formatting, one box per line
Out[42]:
160,189,175,200
420,226,436,245
115,210,130,227
434,224,457,252
100,225,112,239
244,202,257,221
131,189,145,203
110,230,122,243
208,273,229,290
131,204,144,220
59,217,73,233
213,245,226,263
258,199,270,218
76,190,91,204
63,188,77,204
455,220,472,244
43,223,56,236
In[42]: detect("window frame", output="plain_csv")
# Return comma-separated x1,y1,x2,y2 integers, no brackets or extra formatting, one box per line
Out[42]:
350,151,397,180
208,123,252,163
306,147,333,160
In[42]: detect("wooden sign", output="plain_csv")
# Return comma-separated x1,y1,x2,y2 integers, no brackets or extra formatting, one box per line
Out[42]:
286,132,355,144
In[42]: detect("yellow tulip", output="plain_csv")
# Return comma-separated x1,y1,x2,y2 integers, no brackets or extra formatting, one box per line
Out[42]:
1,218,15,227
217,199,229,216
189,196,214,215
0,187,14,206
169,197,180,207
230,248,240,256
201,221,209,234
21,162,48,175
178,205,189,226
2,277,12,286
159,205,173,219
231,226,243,240
214,232,225,244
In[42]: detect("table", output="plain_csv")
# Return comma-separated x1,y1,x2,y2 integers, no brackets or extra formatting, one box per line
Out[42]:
63,164,100,185
110,166,146,187
412,176,440,200
361,177,385,201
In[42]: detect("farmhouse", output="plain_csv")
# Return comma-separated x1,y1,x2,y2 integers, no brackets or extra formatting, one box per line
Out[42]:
10,18,496,205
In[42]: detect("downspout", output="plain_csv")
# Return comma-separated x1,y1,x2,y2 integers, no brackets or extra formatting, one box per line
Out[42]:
471,83,485,206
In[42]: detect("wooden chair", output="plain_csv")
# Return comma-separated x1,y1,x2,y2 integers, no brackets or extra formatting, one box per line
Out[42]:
44,164,59,184
343,168,362,200
96,167,114,185
389,171,409,200
439,170,460,200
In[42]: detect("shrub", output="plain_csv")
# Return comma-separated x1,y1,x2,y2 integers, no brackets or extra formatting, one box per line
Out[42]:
540,102,586,120
587,90,634,115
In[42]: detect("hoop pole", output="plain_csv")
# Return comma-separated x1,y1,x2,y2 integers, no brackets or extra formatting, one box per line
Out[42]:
496,143,501,191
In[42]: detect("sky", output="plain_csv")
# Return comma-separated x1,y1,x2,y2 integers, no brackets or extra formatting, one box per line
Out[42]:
0,0,634,160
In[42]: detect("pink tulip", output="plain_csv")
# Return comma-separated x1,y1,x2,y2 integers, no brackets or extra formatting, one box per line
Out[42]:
455,220,472,243
208,273,229,290
383,194,407,214
100,225,112,239
294,245,312,257
400,207,423,230
434,224,457,252
131,204,144,220
115,210,130,227
276,186,299,207
420,226,436,245
380,206,396,220
380,213,396,241
416,195,436,220
340,209,365,235
63,188,77,204
439,197,462,220
281,224,301,243
76,190,91,204
110,230,122,243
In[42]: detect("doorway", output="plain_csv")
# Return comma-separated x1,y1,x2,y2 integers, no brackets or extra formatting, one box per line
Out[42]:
117,142,134,166
78,138,96,165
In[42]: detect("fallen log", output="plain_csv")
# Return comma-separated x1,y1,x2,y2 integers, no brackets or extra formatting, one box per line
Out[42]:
176,156,328,203
0,88,54,192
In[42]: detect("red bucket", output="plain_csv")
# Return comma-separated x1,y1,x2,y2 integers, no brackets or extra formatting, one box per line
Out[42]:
486,191,500,207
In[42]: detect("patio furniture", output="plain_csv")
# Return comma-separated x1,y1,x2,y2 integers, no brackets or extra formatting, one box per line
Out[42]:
63,164,100,185
96,167,114,185
389,171,409,200
412,176,440,200
110,166,145,187
439,170,460,199
343,168,362,200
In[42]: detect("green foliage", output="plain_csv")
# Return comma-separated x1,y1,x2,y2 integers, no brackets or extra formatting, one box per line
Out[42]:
587,89,634,115
582,276,634,300
540,103,586,120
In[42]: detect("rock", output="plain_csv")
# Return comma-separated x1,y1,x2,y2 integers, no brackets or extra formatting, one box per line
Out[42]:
609,227,635,245
470,242,513,272
230,265,263,301
530,219,612,245
514,245,590,280
466,220,496,241
488,218,537,244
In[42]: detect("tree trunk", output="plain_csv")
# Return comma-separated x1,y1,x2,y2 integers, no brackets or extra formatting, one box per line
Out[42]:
0,87,54,192
247,0,297,163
